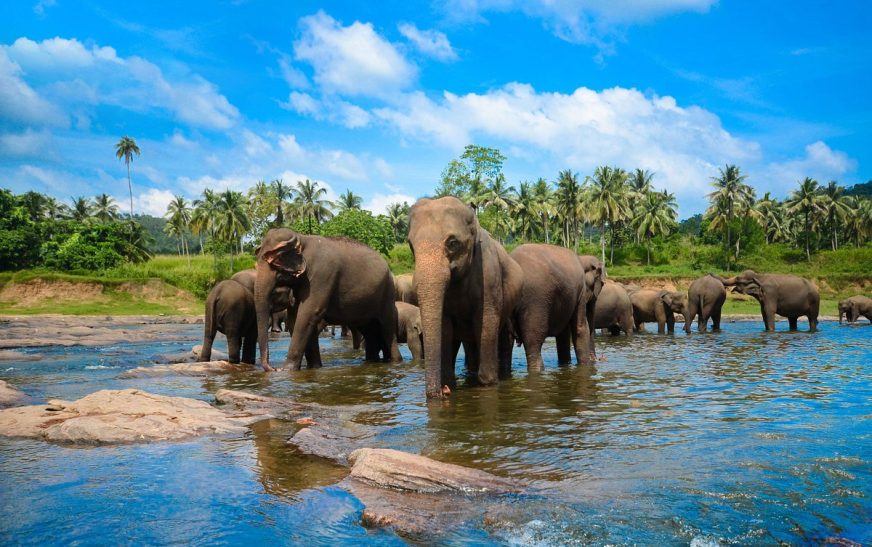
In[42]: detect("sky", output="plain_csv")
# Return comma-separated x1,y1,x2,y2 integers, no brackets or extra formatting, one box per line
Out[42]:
1,1,870,219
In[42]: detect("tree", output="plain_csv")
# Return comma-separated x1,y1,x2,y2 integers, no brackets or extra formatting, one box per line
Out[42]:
93,194,119,222
820,181,852,250
336,189,363,212
114,136,141,218
480,173,515,242
554,169,582,250
70,196,93,222
192,189,220,254
165,195,192,260
386,201,411,243
705,164,753,268
531,178,554,244
512,181,536,241
214,190,251,269
270,178,294,226
635,191,677,265
320,209,394,255
294,179,334,233
753,192,783,244
588,165,630,264
785,177,825,260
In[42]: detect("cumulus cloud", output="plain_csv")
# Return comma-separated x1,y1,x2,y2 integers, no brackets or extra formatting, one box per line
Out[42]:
293,11,417,98
131,188,176,217
281,91,371,128
762,141,857,196
398,23,458,61
0,49,67,127
0,129,56,159
1,36,239,130
364,192,417,216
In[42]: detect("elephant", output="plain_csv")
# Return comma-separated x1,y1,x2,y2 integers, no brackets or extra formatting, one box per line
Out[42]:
395,302,424,361
510,244,594,371
270,310,288,333
838,295,872,324
253,228,401,371
684,274,727,333
592,281,634,336
231,269,292,332
577,255,606,358
394,273,418,305
716,270,819,331
628,288,687,334
408,196,523,399
199,279,257,364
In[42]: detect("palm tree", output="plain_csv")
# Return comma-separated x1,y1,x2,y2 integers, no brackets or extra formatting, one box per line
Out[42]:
270,178,294,226
336,189,363,212
93,193,119,222
819,181,852,250
294,179,334,233
705,164,752,268
753,192,782,245
512,181,536,241
465,177,488,212
387,201,411,242
588,165,630,264
114,136,141,218
635,191,677,265
214,190,251,269
554,169,582,250
44,196,66,220
192,189,220,254
480,173,516,242
628,169,654,243
70,196,93,222
531,178,555,244
165,195,192,261
785,177,825,260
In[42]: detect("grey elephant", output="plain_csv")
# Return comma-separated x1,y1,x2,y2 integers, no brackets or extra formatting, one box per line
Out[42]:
511,244,594,371
684,274,727,333
199,279,257,364
408,196,523,399
394,273,418,305
577,255,606,358
629,288,687,334
716,270,819,331
593,281,634,336
396,302,424,361
838,295,872,324
231,269,292,332
253,228,401,371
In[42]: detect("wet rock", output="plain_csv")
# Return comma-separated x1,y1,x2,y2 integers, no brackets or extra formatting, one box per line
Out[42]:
288,422,376,464
348,448,518,494
0,350,42,362
0,315,200,349
0,380,26,407
0,388,264,444
119,360,248,378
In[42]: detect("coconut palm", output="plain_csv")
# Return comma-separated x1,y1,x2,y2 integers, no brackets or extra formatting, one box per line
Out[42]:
705,164,753,268
588,165,630,264
165,195,192,260
554,169,582,250
114,136,141,218
294,179,334,233
753,192,782,244
44,196,67,220
387,201,411,242
531,177,555,244
628,169,654,242
192,189,220,254
214,190,251,269
512,181,537,241
270,178,295,226
70,196,93,222
785,177,825,260
93,193,119,222
480,173,516,242
635,191,677,265
336,189,363,212
819,181,852,250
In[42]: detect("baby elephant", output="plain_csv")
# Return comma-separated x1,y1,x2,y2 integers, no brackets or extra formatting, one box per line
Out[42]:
200,279,257,364
838,295,872,324
629,288,687,334
395,302,424,361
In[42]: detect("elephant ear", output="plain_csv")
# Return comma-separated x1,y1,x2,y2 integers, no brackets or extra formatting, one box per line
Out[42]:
659,291,673,306
262,234,307,278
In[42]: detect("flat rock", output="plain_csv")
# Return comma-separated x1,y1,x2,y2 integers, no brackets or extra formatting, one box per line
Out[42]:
0,388,267,445
0,380,26,407
0,316,199,349
288,422,376,464
119,360,248,378
0,350,42,362
348,448,518,494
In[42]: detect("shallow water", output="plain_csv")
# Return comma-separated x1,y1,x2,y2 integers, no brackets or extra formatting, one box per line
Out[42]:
1,320,870,545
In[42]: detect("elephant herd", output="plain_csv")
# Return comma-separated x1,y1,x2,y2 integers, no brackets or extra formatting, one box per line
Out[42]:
200,196,869,399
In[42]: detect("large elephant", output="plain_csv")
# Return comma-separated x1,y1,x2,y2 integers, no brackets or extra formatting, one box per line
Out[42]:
394,273,418,305
838,295,872,324
628,288,687,334
253,228,400,371
395,302,424,361
683,274,727,333
717,270,819,331
592,281,634,336
199,279,256,364
408,196,523,399
577,255,606,357
510,244,594,371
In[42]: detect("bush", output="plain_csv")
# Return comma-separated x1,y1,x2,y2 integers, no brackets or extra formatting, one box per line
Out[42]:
320,209,394,255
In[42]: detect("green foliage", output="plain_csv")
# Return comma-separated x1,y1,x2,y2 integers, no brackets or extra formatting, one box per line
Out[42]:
387,244,414,274
845,180,872,197
320,209,394,255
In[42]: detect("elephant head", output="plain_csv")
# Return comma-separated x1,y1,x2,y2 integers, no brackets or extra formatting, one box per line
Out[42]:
254,228,308,370
578,255,605,300
407,197,478,397
714,270,765,300
838,299,856,323
660,290,687,316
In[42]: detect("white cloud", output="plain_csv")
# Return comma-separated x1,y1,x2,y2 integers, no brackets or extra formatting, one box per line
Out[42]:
398,23,458,62
281,92,371,128
0,49,67,127
33,0,56,17
168,129,197,149
364,192,417,216
1,37,239,130
763,141,857,197
0,129,56,159
131,188,176,217
294,11,417,98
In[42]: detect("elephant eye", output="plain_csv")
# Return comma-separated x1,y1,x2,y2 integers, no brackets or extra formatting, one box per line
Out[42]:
445,236,462,254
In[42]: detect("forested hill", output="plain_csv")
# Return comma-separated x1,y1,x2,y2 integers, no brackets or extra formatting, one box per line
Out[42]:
846,181,872,197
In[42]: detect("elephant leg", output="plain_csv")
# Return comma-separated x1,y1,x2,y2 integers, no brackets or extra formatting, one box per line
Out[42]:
498,327,513,380
226,332,242,364
407,328,424,361
476,308,501,386
362,323,380,362
623,313,634,336
200,331,215,362
761,304,776,332
573,309,594,365
711,305,722,332
351,327,364,350
608,325,621,336
555,327,572,365
655,305,666,334
441,332,458,390
586,300,597,359
304,335,322,368
286,302,325,370
665,312,675,334
684,300,698,333
464,338,480,382
788,316,799,331
242,329,257,364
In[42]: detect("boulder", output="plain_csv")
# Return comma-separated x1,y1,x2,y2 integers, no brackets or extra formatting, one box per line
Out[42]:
0,388,267,444
0,380,26,407
119,360,247,378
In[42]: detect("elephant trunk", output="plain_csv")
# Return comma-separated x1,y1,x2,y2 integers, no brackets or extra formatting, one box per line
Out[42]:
415,252,450,399
254,260,277,371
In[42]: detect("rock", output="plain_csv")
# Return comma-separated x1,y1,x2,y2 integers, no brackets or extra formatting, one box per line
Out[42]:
0,388,267,444
191,345,228,362
0,350,42,362
119,360,248,378
348,448,518,494
0,380,26,407
289,423,376,464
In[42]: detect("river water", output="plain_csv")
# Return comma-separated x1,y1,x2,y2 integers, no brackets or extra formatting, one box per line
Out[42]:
1,320,869,545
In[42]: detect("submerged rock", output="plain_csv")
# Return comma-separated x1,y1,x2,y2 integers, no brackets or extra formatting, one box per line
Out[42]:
0,388,266,444
0,380,26,407
120,360,248,378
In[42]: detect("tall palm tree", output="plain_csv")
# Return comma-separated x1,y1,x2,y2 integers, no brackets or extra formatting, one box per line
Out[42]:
819,181,852,250
192,189,220,254
753,192,782,245
512,181,536,242
480,173,516,242
635,191,677,265
294,179,334,233
114,136,141,218
44,196,66,220
628,169,654,243
165,195,192,261
270,178,294,226
705,164,752,268
785,177,825,260
336,189,363,212
465,176,488,212
214,190,251,269
531,177,555,244
588,165,630,264
387,201,411,243
93,193,119,222
554,169,582,250
70,196,93,222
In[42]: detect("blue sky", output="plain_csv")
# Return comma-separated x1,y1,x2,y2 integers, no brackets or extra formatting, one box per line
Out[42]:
1,1,869,218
